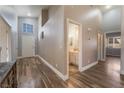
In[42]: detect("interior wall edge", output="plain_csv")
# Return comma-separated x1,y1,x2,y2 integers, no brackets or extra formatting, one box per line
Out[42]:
80,61,98,72
36,55,68,81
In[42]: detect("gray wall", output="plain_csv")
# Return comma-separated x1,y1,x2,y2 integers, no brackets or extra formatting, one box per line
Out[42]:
38,5,102,76
121,6,124,75
18,17,38,56
106,32,121,37
64,5,102,67
38,6,66,75
0,7,17,61
106,48,121,56
37,6,123,76
102,7,121,32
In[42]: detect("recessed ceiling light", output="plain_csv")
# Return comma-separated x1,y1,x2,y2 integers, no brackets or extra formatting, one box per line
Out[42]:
27,12,31,16
105,5,112,9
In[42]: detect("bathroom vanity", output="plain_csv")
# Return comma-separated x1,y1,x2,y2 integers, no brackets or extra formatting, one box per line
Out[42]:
69,50,79,66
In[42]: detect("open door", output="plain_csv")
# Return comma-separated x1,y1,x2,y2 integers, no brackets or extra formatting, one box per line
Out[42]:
67,19,82,78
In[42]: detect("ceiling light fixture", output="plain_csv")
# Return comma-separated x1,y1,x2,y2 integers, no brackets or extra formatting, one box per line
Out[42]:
105,5,112,9
27,12,31,16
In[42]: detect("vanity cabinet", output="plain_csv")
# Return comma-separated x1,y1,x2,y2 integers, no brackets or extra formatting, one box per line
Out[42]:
69,51,78,66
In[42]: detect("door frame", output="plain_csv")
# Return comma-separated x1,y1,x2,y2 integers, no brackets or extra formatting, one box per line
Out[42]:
7,29,12,62
97,32,101,60
105,31,121,58
97,31,106,61
17,17,37,58
66,18,82,78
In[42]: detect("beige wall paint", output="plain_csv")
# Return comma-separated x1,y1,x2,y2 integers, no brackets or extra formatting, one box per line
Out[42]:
38,6,67,75
64,5,102,67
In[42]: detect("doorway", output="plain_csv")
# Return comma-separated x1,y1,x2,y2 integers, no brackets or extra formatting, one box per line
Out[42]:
97,32,105,61
67,19,82,77
22,35,35,57
105,32,121,58
18,17,38,58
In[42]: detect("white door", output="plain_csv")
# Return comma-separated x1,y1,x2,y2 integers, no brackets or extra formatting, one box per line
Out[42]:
22,35,35,57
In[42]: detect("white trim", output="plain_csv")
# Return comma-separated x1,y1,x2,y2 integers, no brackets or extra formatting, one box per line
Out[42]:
16,55,36,60
104,33,106,61
97,32,106,61
36,55,68,81
66,18,82,79
17,55,68,81
105,31,121,34
100,34,104,61
7,28,12,62
78,21,83,72
101,59,106,61
120,70,124,75
80,61,98,72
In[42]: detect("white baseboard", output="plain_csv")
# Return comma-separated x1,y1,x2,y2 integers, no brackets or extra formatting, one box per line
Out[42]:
80,61,98,72
16,55,36,59
101,59,106,61
120,69,124,75
36,55,68,81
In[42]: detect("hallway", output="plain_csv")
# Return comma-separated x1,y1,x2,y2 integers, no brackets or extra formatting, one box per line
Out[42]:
67,57,123,88
16,57,124,88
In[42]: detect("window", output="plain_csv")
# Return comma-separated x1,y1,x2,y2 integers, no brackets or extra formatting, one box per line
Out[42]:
23,23,33,33
107,37,121,48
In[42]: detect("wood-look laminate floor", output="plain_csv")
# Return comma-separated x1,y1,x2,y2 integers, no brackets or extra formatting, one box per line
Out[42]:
69,64,78,76
16,57,124,88
16,57,67,88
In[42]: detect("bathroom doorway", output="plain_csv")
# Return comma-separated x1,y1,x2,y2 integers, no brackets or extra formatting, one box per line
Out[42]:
67,19,82,77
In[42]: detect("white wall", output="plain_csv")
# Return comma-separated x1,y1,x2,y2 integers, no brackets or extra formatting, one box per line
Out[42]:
102,7,121,32
0,6,18,61
121,6,124,75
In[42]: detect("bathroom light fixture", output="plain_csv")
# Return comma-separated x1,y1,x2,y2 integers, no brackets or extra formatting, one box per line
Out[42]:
105,5,112,9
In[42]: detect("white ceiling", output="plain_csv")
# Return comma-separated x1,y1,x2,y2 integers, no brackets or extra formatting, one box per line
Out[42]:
0,5,49,17
0,5,121,17
95,5,121,13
